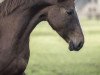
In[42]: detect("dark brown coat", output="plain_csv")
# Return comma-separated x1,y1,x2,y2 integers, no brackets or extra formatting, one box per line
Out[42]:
0,0,84,75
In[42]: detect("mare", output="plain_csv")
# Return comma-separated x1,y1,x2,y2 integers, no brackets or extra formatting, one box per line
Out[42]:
0,0,84,75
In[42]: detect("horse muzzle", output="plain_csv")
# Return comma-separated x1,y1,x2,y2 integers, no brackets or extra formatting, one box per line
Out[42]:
68,39,84,51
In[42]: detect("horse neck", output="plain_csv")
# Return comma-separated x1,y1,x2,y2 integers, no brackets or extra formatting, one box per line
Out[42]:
20,1,54,37
25,6,51,37
25,0,58,28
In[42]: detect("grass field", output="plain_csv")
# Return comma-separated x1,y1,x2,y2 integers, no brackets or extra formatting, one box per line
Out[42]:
25,19,100,75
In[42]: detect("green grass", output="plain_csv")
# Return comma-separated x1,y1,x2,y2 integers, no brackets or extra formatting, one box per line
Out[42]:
25,19,100,75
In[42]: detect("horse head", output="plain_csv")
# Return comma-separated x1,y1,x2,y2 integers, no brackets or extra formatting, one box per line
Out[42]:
41,0,84,51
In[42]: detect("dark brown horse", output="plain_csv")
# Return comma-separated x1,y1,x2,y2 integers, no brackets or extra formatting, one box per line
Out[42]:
0,0,84,75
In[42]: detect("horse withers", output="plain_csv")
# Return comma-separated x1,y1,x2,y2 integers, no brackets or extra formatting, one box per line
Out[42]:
0,0,84,75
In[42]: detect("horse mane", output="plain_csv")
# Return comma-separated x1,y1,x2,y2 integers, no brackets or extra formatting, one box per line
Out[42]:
0,0,28,16
0,0,55,17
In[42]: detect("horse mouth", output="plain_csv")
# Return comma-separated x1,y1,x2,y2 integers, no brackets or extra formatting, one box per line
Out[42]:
68,41,84,51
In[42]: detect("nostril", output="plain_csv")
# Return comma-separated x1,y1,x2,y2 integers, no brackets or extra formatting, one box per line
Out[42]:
69,41,74,51
77,42,84,50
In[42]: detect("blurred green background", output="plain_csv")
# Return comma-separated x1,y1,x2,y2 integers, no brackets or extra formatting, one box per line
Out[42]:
25,19,100,75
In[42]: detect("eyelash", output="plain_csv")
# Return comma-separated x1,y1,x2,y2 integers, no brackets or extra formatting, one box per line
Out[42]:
66,10,74,16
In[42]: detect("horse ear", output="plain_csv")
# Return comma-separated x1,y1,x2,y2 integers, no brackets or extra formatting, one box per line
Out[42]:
58,0,66,3
0,0,4,3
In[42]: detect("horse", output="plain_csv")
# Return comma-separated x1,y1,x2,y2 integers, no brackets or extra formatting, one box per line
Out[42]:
0,0,84,75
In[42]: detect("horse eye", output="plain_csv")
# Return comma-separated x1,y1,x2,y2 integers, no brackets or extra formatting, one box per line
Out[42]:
66,10,74,15
58,0,66,2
